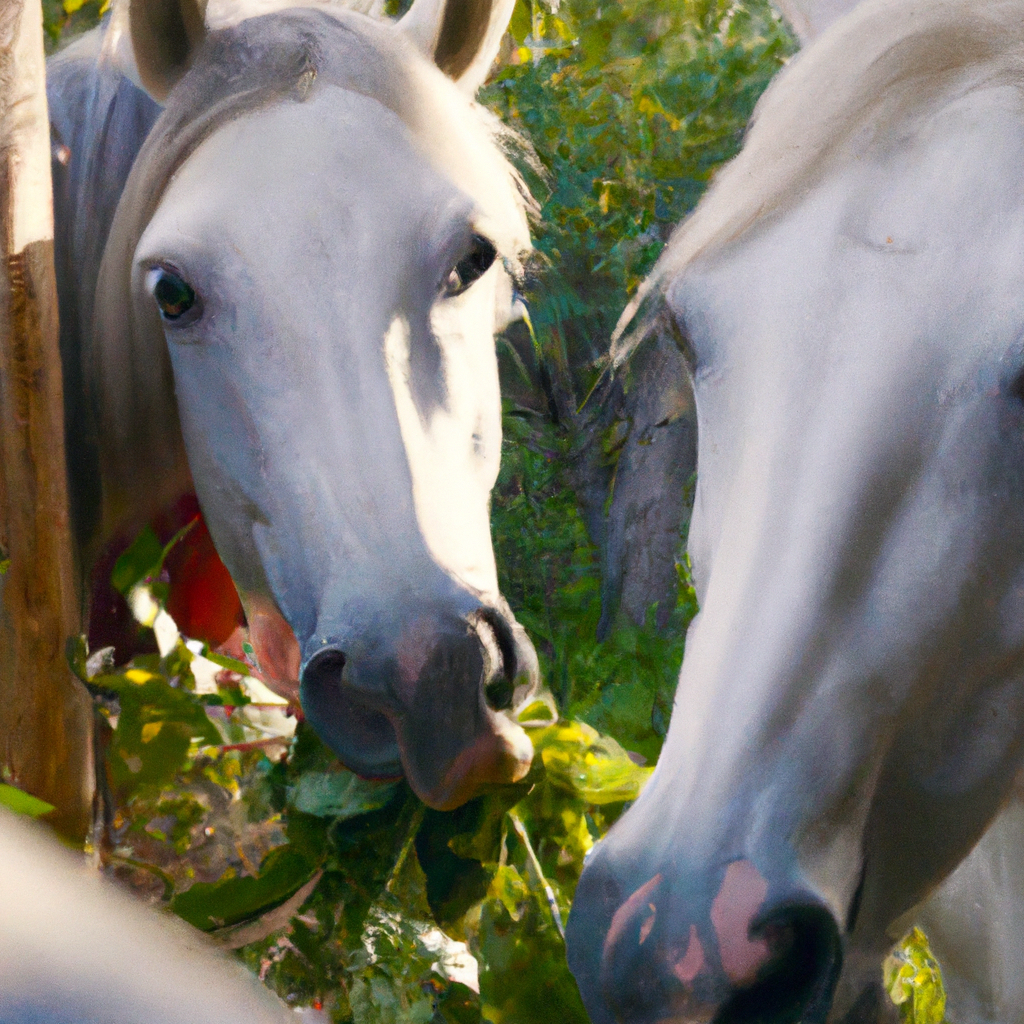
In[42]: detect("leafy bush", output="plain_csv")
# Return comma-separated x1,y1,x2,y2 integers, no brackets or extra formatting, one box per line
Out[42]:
484,0,795,401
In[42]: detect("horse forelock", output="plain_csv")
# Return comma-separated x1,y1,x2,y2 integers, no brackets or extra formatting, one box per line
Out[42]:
91,6,534,537
611,0,1024,366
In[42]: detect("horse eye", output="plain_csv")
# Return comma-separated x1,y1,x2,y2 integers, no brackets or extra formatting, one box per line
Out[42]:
1008,364,1024,405
146,267,200,323
444,234,497,297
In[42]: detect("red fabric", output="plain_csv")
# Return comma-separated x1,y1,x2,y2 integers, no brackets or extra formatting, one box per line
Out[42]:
88,495,244,661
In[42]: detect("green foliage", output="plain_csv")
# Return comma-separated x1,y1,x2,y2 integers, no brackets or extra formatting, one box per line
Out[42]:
535,719,650,803
42,0,106,51
491,408,696,763
884,928,948,1024
171,842,322,930
483,0,796,393
0,782,55,818
111,526,165,596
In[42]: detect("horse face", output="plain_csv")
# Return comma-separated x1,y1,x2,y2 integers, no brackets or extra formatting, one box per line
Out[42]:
567,81,1024,1022
134,86,536,810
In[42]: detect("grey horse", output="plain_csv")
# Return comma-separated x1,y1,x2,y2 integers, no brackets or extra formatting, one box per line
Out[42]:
566,0,1024,1020
47,0,539,810
0,805,300,1024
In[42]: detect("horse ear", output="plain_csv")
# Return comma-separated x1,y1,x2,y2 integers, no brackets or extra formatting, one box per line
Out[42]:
771,0,863,42
129,0,208,102
399,0,516,92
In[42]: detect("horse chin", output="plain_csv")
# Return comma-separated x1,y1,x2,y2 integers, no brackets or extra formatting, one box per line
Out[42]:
400,712,533,811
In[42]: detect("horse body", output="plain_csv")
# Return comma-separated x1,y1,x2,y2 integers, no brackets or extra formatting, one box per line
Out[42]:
567,1,1024,1020
46,0,539,810
0,807,298,1024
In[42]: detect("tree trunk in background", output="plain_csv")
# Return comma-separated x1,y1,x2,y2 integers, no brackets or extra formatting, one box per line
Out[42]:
0,0,93,841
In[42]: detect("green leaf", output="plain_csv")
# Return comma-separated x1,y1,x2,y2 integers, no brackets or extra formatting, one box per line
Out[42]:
414,775,535,926
66,634,90,683
487,864,530,923
415,802,495,925
95,667,223,794
433,982,486,1024
200,647,253,676
509,0,532,45
884,928,947,1024
111,526,163,595
111,519,198,597
171,843,321,930
289,770,401,819
0,783,54,818
534,720,651,804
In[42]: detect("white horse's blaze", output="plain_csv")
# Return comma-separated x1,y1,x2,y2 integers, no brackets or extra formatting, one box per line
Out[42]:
384,291,503,601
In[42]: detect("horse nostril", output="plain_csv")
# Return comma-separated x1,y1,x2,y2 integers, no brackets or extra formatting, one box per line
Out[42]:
303,646,347,689
484,673,514,711
716,904,842,1024
474,609,518,711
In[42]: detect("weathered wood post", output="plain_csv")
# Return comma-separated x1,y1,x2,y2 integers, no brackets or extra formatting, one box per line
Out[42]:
0,0,94,841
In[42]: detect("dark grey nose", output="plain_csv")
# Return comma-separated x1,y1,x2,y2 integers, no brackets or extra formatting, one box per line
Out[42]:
299,604,539,808
567,851,843,1024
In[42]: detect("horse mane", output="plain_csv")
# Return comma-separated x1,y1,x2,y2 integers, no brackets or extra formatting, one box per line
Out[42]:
610,0,1024,365
90,6,534,538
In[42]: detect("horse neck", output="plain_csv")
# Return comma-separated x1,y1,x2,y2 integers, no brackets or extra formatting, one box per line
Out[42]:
47,26,163,561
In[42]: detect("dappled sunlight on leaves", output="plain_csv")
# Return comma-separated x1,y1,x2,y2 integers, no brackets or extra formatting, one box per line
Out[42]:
884,928,948,1024
534,719,651,804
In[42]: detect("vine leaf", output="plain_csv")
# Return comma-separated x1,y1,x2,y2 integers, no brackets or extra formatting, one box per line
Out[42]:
170,843,321,931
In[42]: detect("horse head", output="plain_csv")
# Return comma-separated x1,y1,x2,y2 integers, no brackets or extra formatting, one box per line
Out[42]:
567,0,1024,1018
88,0,538,810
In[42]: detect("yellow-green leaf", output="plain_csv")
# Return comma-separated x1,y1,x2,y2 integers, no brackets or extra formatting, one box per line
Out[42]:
883,927,947,1024
533,720,651,804
0,783,55,818
488,863,530,922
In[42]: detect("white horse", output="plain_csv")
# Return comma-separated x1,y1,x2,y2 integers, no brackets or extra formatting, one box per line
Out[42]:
565,0,1024,1021
0,806,301,1024
47,0,539,811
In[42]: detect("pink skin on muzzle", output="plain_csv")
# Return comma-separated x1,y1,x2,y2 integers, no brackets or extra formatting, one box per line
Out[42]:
231,591,533,809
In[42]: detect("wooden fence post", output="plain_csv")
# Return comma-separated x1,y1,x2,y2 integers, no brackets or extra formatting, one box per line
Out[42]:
0,0,94,841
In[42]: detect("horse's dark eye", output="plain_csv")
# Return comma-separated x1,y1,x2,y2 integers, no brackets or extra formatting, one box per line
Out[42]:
147,268,199,323
444,234,497,297
1009,364,1024,405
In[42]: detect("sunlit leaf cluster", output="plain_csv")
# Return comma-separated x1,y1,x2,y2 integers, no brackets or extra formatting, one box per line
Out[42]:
484,0,796,399
884,928,949,1024
42,0,106,50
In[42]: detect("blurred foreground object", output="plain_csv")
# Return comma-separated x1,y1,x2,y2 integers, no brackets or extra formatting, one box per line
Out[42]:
0,0,93,840
0,806,297,1024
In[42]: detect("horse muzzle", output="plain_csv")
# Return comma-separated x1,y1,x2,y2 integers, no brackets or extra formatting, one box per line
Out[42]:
300,603,538,810
566,848,843,1024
